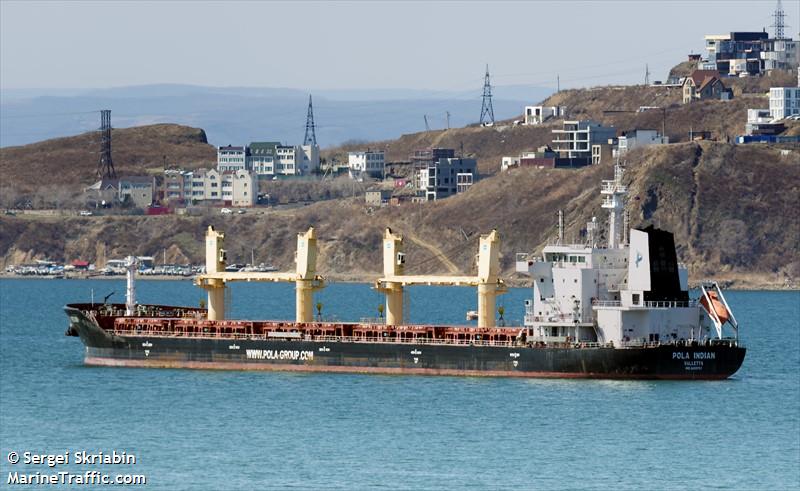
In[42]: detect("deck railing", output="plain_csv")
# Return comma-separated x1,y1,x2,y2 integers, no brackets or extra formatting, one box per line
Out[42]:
108,325,741,349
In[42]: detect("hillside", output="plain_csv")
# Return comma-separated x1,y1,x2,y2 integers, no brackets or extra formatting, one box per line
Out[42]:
324,70,798,178
0,124,216,197
2,142,798,288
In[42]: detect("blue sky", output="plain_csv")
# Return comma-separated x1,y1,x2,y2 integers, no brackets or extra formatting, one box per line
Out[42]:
1,0,796,91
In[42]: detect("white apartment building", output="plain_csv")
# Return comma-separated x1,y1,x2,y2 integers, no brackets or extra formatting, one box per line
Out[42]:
418,157,476,201
524,105,564,125
189,168,256,207
217,142,320,178
217,145,248,172
275,145,298,175
769,87,800,120
348,150,385,179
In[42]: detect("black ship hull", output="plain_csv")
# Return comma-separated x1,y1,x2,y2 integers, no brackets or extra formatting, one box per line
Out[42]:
66,306,746,380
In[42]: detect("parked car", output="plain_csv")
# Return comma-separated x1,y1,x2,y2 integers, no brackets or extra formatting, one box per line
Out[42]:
220,208,233,215
237,209,246,214
79,210,93,216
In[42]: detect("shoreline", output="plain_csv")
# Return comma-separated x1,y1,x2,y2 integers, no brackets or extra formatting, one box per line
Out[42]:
0,273,797,291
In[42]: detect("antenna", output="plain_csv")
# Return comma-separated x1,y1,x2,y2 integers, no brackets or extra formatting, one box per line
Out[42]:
645,64,650,85
557,74,560,93
303,95,317,146
97,109,116,179
424,115,430,131
446,111,450,130
772,0,786,39
479,64,495,126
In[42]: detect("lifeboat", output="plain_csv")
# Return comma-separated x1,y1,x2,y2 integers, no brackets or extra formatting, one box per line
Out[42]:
700,291,730,325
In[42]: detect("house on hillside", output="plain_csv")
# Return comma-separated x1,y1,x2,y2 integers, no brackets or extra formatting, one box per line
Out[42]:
682,70,731,103
348,150,385,180
615,129,668,157
84,178,119,207
523,105,565,125
118,176,155,209
84,176,154,208
746,108,785,136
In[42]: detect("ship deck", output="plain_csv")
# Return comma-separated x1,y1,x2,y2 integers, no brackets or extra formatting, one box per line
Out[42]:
67,303,740,350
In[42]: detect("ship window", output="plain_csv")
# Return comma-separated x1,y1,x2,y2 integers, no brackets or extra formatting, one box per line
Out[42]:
579,256,585,263
540,278,545,282
632,294,640,305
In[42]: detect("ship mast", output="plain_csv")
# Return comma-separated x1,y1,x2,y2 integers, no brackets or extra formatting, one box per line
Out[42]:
601,160,627,249
125,255,137,316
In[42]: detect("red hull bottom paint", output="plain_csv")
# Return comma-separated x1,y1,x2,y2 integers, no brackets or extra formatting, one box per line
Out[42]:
84,357,730,380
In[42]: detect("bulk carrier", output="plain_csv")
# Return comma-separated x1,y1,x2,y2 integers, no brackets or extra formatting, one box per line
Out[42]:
64,163,745,379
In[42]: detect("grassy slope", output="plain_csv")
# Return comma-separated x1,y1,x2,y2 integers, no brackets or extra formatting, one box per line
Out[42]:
2,142,797,288
0,124,216,195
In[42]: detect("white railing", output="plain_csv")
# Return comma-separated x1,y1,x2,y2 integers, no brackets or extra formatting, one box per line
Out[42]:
591,299,697,309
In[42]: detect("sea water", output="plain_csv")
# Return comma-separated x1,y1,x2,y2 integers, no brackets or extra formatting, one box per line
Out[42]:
0,279,798,490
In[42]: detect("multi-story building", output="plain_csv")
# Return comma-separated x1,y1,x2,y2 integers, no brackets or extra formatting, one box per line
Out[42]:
769,87,800,120
248,142,279,177
217,145,248,172
551,120,616,165
348,150,385,179
217,142,320,177
185,168,256,207
417,154,477,201
161,169,194,203
761,38,800,71
702,31,798,76
704,32,767,76
523,105,565,125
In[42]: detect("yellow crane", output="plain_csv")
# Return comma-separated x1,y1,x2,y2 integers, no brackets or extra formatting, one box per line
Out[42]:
195,226,324,322
375,228,506,328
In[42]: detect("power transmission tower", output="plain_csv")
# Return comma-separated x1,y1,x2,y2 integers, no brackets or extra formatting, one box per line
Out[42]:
644,64,650,85
303,94,317,146
424,115,430,131
97,109,116,179
771,0,786,39
479,64,495,126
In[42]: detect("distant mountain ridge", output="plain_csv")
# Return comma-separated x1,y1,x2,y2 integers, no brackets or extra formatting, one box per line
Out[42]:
0,84,550,148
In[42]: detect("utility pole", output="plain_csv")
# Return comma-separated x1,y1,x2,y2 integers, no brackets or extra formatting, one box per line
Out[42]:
446,111,450,130
557,74,560,93
772,0,786,39
303,95,317,146
97,109,116,179
644,64,650,85
479,64,495,126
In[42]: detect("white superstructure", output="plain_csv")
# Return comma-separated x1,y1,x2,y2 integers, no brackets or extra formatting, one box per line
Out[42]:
516,161,739,347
